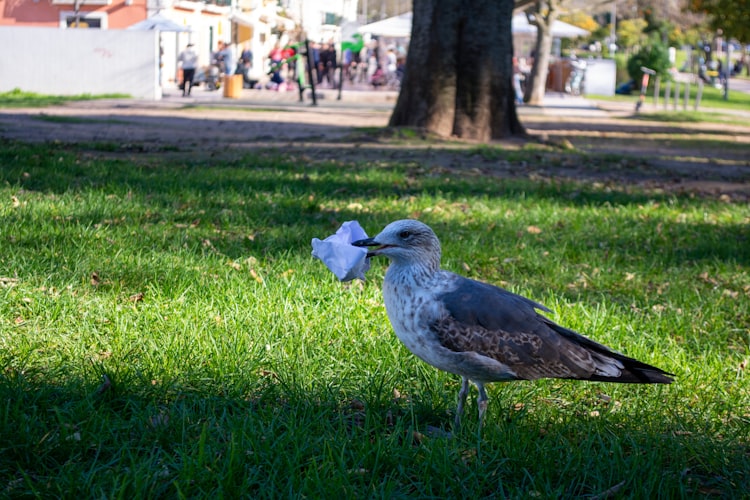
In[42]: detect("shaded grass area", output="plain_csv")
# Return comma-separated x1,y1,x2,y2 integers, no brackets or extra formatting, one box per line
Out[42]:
1,139,748,497
0,88,129,108
31,115,135,126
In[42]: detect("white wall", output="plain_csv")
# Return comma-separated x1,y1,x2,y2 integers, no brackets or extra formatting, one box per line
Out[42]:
0,27,160,100
584,58,616,97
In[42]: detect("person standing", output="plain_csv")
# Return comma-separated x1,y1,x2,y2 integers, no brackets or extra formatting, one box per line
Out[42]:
221,41,235,76
239,44,253,72
177,43,198,97
318,42,337,87
268,42,285,87
238,43,255,88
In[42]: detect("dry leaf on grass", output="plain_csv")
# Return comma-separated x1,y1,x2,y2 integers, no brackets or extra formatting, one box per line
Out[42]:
249,269,264,284
0,277,20,288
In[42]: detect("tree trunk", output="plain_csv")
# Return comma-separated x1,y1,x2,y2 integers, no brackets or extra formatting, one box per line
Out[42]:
523,4,558,105
389,0,524,141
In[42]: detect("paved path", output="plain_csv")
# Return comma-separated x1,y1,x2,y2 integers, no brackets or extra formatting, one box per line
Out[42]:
150,85,613,120
141,74,750,120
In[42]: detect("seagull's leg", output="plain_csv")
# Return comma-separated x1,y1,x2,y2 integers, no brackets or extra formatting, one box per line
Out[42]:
455,376,471,429
476,382,489,426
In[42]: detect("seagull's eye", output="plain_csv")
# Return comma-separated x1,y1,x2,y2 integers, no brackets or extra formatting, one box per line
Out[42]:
398,230,412,239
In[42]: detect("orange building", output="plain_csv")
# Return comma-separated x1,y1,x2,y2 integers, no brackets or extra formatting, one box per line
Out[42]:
0,0,148,29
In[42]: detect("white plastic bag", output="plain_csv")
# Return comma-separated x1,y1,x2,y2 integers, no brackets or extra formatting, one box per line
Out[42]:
311,221,370,282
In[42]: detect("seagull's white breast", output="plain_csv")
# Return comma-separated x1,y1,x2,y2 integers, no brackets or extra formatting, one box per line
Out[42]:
382,269,455,371
381,266,518,381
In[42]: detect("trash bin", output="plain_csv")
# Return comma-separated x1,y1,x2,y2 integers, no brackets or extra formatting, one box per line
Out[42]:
223,74,242,98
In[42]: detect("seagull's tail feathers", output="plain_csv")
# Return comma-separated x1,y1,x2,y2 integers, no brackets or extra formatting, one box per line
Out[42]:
587,351,675,384
546,320,674,384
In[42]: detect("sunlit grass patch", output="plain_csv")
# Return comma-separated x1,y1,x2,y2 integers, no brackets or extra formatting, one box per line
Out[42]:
0,88,129,107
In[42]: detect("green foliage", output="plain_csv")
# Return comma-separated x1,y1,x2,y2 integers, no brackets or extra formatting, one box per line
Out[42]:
667,25,703,48
627,41,672,88
0,88,129,107
0,140,748,497
616,18,648,50
688,0,750,42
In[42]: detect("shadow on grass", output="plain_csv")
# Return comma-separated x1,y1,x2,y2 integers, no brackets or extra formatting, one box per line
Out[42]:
0,368,747,497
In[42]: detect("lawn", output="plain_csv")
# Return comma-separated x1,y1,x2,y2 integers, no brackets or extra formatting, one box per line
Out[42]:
0,89,129,108
592,80,750,118
1,138,748,498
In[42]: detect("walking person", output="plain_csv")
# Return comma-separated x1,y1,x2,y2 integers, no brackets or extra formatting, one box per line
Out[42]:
177,43,198,97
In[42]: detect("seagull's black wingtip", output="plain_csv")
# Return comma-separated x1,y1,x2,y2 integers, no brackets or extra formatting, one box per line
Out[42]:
588,364,674,384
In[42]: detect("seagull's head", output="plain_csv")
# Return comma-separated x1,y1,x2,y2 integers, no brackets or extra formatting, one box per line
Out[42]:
353,219,441,268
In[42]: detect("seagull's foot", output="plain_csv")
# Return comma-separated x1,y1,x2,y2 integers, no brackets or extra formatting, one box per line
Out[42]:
425,425,453,439
476,382,489,427
477,399,489,426
454,377,471,431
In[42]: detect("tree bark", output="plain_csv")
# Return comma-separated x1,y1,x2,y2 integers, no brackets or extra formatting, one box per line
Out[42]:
522,3,558,105
389,0,524,141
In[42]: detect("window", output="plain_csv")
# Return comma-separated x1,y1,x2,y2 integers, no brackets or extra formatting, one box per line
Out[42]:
59,10,107,29
65,16,102,28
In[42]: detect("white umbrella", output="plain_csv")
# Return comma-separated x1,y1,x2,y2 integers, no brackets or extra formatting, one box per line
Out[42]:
358,12,412,38
357,12,588,39
512,14,589,38
128,13,191,32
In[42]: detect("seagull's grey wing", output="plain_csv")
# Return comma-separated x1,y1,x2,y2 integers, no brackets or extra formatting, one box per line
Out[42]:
432,275,672,383
432,277,636,381
431,275,595,380
438,276,551,331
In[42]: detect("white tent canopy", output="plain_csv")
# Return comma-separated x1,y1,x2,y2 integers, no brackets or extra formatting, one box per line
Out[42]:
358,12,589,39
512,14,589,38
357,12,412,38
127,13,191,32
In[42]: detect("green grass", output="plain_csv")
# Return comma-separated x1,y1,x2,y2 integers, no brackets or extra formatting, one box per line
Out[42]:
0,139,748,498
593,82,750,116
630,110,750,127
0,88,129,107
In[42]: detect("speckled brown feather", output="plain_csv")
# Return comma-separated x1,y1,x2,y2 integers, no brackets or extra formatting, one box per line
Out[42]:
432,314,597,381
433,275,673,383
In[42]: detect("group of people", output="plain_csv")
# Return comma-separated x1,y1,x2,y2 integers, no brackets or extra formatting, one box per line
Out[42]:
178,40,256,94
265,40,337,90
177,37,408,96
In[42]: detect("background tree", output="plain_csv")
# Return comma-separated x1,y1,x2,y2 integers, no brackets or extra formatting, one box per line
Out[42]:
617,18,648,51
688,0,750,42
389,0,524,141
517,0,610,105
520,1,561,105
626,39,671,88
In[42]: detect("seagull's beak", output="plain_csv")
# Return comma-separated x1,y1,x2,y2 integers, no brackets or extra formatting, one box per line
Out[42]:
352,237,386,258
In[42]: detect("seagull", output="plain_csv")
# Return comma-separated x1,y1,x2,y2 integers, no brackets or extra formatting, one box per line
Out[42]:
353,219,673,427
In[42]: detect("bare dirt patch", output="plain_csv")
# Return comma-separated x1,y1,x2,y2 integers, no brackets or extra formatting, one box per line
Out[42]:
1,97,748,200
